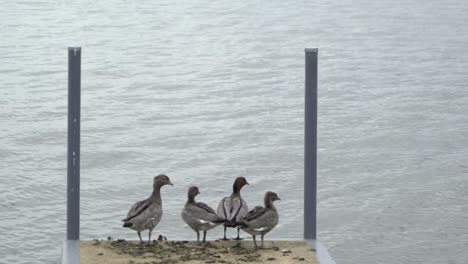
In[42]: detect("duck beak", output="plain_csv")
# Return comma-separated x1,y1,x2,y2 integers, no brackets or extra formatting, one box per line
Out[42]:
245,181,250,185
167,181,174,186
276,197,281,201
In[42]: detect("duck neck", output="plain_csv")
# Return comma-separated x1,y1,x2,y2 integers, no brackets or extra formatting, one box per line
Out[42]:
186,194,196,205
232,183,243,196
151,183,162,204
264,196,275,209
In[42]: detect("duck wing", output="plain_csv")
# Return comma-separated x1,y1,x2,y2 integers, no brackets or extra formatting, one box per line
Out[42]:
183,203,226,224
243,206,266,222
217,197,229,218
235,198,249,220
195,202,217,215
197,202,227,223
122,198,152,222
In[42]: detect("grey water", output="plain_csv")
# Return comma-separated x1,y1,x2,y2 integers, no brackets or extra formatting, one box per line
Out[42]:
1,0,467,263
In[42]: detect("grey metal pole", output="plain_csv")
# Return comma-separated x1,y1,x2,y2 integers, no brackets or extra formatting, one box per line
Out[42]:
67,47,81,240
304,48,318,240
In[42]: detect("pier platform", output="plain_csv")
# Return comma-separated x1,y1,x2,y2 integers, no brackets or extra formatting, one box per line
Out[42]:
77,240,321,264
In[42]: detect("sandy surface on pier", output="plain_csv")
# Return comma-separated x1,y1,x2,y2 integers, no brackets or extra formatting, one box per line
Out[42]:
80,239,318,264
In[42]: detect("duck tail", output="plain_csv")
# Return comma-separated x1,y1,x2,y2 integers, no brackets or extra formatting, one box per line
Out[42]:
235,221,248,228
224,220,247,228
122,222,133,228
223,220,238,227
212,218,228,224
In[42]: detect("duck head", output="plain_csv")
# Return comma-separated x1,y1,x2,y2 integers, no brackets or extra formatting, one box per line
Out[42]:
187,186,200,203
233,176,249,193
188,186,200,197
264,191,281,207
154,174,174,187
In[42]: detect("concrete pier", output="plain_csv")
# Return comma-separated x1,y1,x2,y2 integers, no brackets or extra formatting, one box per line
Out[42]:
80,240,319,264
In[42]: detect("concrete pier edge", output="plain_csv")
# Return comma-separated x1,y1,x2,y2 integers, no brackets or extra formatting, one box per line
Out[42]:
307,239,337,264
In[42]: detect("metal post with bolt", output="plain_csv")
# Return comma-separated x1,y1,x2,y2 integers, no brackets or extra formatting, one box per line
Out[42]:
67,47,81,241
304,48,318,241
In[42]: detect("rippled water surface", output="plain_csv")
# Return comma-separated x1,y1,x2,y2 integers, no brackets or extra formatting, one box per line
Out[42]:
1,0,468,263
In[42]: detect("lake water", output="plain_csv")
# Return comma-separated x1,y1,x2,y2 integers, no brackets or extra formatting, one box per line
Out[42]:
1,0,467,263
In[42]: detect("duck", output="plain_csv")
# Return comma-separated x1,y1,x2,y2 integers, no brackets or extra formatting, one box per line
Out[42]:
237,191,280,249
216,177,249,240
181,186,227,243
122,174,173,244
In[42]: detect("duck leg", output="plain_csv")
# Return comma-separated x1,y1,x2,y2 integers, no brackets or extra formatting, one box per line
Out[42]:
203,230,207,243
148,229,152,245
259,234,272,249
196,231,200,243
234,226,243,240
137,231,144,244
221,226,229,240
252,235,258,249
